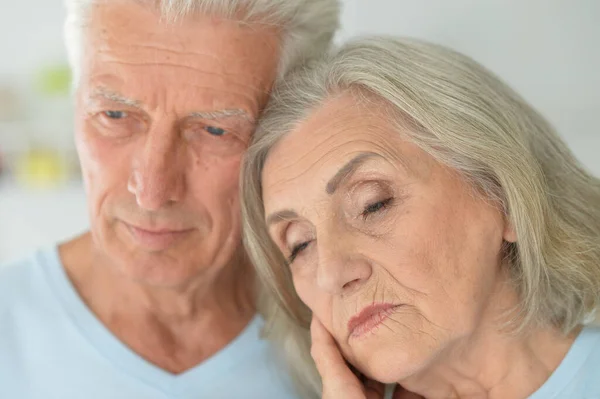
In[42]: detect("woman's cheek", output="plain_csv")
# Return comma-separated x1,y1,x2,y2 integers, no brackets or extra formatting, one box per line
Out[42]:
293,276,323,313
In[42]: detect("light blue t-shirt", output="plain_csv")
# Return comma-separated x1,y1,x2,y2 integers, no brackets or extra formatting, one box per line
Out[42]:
528,324,600,399
0,248,299,399
382,326,600,399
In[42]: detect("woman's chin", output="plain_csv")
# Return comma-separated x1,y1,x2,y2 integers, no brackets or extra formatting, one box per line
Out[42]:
351,344,422,385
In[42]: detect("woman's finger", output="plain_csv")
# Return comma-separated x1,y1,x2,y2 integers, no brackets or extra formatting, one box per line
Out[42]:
392,385,423,399
310,316,384,399
310,316,354,381
364,378,386,398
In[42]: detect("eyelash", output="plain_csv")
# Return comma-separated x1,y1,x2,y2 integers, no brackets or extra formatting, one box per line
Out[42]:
204,125,227,136
286,197,394,264
361,197,394,219
288,241,311,264
104,110,127,119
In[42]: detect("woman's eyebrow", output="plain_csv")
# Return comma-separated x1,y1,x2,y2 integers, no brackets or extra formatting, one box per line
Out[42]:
325,152,382,195
266,209,299,227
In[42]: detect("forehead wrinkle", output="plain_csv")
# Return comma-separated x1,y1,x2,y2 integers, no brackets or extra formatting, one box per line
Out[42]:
324,116,416,177
267,123,399,193
118,42,227,59
96,57,263,90
92,34,274,81
95,19,278,55
264,104,415,199
265,145,380,210
183,79,266,99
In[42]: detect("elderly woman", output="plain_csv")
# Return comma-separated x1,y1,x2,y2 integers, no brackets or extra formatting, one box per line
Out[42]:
241,37,600,398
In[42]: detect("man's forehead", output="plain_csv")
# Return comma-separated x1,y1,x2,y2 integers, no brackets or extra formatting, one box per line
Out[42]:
87,1,281,57
82,1,281,114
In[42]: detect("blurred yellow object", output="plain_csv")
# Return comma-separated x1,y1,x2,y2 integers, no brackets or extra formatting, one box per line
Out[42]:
35,64,71,97
15,148,69,188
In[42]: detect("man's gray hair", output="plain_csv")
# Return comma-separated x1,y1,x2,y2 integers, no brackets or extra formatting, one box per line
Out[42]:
63,0,340,86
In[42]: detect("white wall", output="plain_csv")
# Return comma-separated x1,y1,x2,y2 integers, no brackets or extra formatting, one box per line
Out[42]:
0,0,66,81
0,0,598,262
336,0,600,174
0,182,88,261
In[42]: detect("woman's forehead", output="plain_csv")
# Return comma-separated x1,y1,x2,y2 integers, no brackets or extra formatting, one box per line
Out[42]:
265,96,394,170
262,95,431,197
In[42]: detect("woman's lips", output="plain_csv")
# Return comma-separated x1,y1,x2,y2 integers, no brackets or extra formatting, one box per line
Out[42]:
347,303,401,339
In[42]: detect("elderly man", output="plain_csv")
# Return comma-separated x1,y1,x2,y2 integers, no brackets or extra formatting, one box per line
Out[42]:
0,1,338,398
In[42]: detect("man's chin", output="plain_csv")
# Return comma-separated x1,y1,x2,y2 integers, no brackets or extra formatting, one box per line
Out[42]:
111,249,203,288
95,229,202,288
93,223,237,288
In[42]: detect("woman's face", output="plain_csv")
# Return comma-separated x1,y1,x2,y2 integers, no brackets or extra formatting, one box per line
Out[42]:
262,93,516,383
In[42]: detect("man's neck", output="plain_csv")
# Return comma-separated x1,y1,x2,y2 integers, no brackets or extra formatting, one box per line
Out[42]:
59,233,256,374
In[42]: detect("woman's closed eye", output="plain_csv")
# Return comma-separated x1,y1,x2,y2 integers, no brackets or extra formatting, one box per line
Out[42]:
288,240,312,264
361,197,394,219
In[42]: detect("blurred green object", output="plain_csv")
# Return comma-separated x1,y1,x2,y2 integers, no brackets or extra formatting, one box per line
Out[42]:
35,64,71,97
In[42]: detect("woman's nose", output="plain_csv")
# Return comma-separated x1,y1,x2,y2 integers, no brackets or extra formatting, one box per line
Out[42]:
315,236,372,295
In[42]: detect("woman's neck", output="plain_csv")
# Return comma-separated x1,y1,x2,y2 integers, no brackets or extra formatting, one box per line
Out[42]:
399,278,579,399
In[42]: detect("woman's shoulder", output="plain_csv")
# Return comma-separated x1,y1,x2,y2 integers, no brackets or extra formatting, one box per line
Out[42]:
578,324,600,358
567,325,600,396
528,325,600,399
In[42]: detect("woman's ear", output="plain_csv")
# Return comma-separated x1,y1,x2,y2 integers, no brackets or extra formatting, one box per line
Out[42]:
503,218,517,243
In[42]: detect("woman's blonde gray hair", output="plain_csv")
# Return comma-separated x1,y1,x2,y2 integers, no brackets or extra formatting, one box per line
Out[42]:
241,35,600,395
63,0,340,86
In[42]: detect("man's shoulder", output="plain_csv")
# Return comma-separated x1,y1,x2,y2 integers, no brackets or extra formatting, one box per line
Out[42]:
0,249,54,310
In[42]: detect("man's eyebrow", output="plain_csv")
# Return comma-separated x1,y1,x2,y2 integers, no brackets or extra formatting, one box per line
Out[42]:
266,209,299,227
189,109,254,122
326,152,382,195
89,87,142,108
89,88,254,122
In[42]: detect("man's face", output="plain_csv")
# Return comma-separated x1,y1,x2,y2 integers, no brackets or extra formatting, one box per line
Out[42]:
75,0,281,286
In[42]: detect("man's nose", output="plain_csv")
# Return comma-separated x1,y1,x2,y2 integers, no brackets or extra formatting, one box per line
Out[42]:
128,126,185,210
315,234,372,295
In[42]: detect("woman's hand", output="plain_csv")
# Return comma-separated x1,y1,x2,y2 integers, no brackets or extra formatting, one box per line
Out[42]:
310,316,386,398
310,316,423,399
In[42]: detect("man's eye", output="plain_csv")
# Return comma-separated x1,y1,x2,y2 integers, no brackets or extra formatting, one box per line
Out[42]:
104,110,128,119
205,126,226,136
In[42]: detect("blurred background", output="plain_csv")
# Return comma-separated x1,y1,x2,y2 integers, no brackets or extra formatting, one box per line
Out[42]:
0,0,598,262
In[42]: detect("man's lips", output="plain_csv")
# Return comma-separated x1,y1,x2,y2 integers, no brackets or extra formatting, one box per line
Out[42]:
347,303,402,339
123,222,194,250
